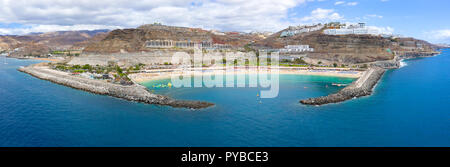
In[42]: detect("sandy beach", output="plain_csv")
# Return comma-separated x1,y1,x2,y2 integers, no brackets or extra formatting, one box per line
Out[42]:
32,57,63,62
129,67,364,83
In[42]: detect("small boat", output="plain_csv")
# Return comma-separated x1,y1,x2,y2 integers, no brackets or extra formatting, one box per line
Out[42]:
153,83,172,88
332,83,348,87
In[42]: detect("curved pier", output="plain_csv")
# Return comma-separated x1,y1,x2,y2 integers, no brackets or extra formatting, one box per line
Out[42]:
18,65,214,109
300,67,386,105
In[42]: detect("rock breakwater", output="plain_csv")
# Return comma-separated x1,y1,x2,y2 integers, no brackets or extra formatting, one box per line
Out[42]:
18,65,214,109
300,67,386,105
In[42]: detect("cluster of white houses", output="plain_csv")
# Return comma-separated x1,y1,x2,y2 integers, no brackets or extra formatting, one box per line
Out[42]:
280,24,325,37
145,40,231,50
323,23,381,35
279,45,314,53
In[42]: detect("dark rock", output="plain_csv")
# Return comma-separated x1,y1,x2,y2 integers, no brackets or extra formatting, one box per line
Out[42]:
300,67,385,105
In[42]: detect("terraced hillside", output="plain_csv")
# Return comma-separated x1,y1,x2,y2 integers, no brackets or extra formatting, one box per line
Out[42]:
254,28,436,64
83,24,264,53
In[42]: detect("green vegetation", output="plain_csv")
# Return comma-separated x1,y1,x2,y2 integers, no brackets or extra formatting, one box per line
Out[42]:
52,63,133,84
243,44,255,53
82,64,93,72
279,57,310,67
116,65,123,74
50,51,66,55
50,50,81,56
294,58,307,64
133,63,145,71
280,64,310,67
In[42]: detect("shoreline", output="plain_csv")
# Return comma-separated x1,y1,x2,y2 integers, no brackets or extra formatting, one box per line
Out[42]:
300,51,441,105
32,58,63,62
300,67,386,105
14,50,440,107
129,67,364,84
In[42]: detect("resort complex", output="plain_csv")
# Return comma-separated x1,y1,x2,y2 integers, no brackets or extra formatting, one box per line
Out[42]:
0,22,439,108
2,0,450,154
145,39,232,50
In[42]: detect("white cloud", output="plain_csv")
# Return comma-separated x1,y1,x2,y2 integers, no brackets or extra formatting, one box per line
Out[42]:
366,14,383,19
424,29,450,43
367,26,394,35
300,8,343,22
0,24,121,35
0,0,314,34
334,1,358,6
340,22,394,35
346,2,358,6
335,1,345,5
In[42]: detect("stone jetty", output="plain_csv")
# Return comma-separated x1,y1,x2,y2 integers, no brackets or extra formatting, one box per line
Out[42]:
18,64,214,109
300,67,386,105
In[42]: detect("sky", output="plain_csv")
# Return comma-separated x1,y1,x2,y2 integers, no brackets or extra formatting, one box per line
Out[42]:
0,0,449,43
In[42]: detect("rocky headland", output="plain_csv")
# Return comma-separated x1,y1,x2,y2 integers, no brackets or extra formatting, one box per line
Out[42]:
300,50,440,105
300,67,386,105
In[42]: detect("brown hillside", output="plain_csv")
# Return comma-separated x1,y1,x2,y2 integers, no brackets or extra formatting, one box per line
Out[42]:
254,30,434,64
83,24,264,53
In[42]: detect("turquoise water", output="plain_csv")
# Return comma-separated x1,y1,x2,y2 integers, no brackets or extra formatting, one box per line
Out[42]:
0,50,449,147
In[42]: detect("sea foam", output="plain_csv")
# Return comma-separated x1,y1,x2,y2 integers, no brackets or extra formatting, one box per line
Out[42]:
399,60,407,68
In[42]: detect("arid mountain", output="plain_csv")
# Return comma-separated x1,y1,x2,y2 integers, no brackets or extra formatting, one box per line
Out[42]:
1,24,436,64
70,32,110,50
83,24,264,53
0,29,110,57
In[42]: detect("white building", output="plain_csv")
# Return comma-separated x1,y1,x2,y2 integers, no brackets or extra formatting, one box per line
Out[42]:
323,23,380,35
280,24,324,37
145,40,231,50
279,45,314,53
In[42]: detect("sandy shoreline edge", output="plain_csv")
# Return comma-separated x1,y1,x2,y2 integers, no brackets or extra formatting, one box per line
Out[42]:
129,67,363,83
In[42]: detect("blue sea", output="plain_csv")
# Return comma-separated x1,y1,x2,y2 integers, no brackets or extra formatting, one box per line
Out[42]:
0,50,449,147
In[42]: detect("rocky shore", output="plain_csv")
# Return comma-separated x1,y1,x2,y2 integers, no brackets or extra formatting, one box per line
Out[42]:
18,64,214,109
300,51,440,105
396,51,440,59
300,67,386,105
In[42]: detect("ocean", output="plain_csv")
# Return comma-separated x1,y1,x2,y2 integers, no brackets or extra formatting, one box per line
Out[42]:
0,49,449,147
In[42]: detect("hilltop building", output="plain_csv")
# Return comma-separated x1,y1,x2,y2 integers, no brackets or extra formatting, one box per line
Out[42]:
279,45,314,53
145,40,231,50
280,24,324,37
323,22,379,35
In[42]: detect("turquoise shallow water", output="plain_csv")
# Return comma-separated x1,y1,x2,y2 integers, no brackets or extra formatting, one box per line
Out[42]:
0,50,449,147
